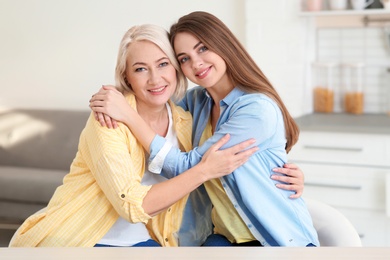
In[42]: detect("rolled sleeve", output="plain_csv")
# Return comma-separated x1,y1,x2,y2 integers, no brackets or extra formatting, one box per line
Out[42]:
148,137,172,174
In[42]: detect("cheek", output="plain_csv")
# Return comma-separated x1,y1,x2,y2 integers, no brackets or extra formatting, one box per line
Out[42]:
127,76,143,92
180,64,192,78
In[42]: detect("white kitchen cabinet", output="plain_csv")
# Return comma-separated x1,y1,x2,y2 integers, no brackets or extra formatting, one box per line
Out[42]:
289,113,390,246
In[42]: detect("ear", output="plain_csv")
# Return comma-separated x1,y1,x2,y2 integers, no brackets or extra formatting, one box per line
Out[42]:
124,77,132,88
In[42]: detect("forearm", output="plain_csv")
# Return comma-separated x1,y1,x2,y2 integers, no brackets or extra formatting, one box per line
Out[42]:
144,134,258,216
122,107,156,153
142,163,208,216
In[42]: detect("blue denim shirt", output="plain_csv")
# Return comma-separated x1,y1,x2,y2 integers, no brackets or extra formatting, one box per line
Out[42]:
150,86,319,246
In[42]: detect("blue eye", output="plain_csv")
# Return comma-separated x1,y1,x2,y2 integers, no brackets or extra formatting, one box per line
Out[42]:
159,62,169,67
199,46,208,53
135,67,146,72
179,57,189,64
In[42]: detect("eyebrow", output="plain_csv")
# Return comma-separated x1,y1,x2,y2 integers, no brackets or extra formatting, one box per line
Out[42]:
176,41,202,58
132,56,169,67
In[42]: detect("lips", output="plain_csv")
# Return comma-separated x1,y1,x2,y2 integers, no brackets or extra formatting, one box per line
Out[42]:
196,66,211,79
148,86,167,94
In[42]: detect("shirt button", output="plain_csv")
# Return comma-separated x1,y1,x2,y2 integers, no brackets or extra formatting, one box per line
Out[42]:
247,224,253,228
165,238,168,242
168,208,171,212
121,194,125,198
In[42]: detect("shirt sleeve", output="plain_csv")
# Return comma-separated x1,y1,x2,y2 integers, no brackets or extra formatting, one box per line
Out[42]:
82,114,152,224
150,95,281,179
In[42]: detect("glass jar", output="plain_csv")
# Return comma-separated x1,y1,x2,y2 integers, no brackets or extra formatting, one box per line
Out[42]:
312,62,337,113
305,0,323,11
342,62,365,115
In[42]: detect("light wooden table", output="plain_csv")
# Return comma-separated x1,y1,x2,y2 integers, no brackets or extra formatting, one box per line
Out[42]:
1,247,390,260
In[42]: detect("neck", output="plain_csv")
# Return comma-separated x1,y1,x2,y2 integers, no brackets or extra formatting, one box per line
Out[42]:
206,76,234,105
136,100,169,137
207,85,234,107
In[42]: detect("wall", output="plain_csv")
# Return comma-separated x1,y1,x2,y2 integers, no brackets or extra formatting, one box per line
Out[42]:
245,0,390,117
244,0,311,117
0,0,244,111
315,25,390,114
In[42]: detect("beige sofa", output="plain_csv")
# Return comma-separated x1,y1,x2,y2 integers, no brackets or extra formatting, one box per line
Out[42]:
0,109,90,225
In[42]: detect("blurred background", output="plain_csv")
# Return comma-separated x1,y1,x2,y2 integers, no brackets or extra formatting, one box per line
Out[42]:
1,0,389,116
1,0,390,247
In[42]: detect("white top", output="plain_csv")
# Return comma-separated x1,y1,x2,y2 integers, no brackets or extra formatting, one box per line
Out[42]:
98,104,178,246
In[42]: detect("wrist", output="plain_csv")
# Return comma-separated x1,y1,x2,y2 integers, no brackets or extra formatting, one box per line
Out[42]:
193,162,209,183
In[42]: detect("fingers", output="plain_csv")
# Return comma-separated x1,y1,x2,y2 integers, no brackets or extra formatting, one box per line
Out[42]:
271,173,299,184
103,115,119,129
233,146,259,165
289,191,301,199
112,119,119,129
97,112,106,127
272,164,303,180
94,112,118,129
271,162,304,199
283,162,299,171
272,166,294,177
104,114,113,129
102,85,117,91
210,134,231,151
228,138,256,155
274,183,301,199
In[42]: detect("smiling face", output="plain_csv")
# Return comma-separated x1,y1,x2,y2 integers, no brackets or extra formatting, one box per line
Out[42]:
174,32,231,91
125,40,177,109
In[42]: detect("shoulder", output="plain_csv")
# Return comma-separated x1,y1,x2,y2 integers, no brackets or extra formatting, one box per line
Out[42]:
184,86,208,102
83,112,130,139
185,86,205,96
233,93,280,117
168,100,192,122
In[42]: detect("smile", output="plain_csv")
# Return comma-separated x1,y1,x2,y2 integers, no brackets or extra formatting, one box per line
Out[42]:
148,86,167,93
196,67,211,79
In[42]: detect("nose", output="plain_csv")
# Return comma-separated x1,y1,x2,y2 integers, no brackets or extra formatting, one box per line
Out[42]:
147,69,161,85
191,56,203,70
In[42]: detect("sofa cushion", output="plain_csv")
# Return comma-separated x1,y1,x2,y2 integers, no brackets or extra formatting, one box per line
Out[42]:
0,201,45,223
0,109,90,171
0,166,66,204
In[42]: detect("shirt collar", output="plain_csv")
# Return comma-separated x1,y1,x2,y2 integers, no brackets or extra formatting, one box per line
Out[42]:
220,87,246,107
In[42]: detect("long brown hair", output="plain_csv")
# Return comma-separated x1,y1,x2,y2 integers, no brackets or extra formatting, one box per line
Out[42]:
169,11,299,152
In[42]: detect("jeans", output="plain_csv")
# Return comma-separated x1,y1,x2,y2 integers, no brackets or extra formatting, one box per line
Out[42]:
201,234,233,246
202,234,316,247
94,239,161,247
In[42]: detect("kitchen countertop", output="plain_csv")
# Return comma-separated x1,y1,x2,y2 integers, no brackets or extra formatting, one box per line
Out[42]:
294,113,390,135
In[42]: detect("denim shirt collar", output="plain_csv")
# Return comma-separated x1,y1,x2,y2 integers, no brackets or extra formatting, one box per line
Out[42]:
204,86,246,107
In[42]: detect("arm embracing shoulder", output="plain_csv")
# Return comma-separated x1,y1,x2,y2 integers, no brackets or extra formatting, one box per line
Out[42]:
152,95,279,178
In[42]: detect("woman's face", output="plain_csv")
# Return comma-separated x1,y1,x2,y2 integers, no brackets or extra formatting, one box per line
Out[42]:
173,32,229,90
125,40,177,108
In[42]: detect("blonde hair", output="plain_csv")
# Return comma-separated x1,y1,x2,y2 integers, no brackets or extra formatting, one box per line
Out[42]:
169,11,299,152
115,24,188,102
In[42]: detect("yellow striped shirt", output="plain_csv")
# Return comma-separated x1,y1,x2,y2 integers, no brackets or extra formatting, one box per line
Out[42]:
200,119,255,244
10,93,193,247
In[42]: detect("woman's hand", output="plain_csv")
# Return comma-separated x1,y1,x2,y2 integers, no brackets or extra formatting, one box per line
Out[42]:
271,163,304,199
89,85,131,129
198,134,258,180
